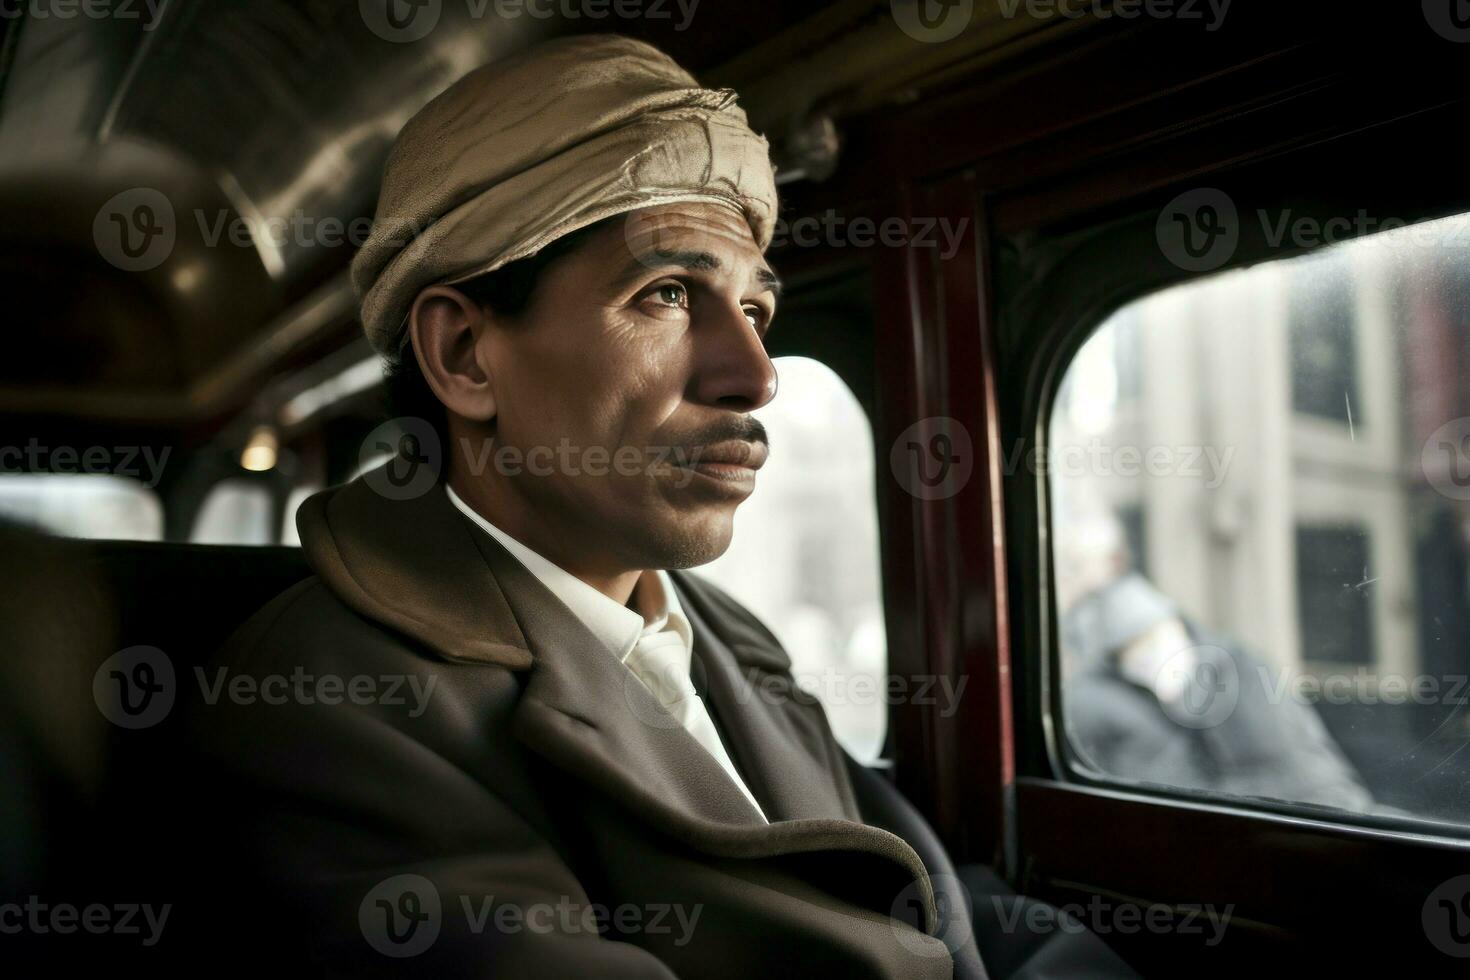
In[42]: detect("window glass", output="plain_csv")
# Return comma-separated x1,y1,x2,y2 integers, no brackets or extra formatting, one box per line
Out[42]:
190,479,274,546
0,474,163,541
1051,213,1470,827
696,357,888,763
280,485,321,547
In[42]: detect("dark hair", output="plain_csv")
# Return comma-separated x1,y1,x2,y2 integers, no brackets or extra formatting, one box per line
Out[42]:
382,217,614,442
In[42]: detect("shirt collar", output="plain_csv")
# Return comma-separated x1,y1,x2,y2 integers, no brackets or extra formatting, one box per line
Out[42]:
638,567,694,668
445,485,691,665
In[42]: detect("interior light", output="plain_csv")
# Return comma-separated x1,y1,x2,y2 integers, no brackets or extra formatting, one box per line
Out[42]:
240,426,280,472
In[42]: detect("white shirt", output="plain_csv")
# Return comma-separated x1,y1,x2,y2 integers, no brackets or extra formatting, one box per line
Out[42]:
445,485,767,821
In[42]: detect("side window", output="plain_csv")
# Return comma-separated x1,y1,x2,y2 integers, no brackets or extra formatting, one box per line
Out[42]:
280,485,322,547
0,474,163,541
190,479,274,546
1050,212,1470,829
695,356,888,763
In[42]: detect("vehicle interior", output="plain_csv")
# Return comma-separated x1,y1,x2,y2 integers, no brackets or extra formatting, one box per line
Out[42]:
4,1,1470,974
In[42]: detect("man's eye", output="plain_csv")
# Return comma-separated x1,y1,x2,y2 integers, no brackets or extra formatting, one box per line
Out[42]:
654,284,687,306
744,307,761,328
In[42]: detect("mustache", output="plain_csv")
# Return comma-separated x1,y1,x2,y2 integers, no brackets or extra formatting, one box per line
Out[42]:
670,416,769,453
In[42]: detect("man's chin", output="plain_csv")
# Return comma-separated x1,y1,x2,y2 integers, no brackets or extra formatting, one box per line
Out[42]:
629,505,737,570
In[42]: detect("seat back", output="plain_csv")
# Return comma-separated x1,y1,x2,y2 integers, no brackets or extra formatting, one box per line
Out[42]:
82,540,313,665
1,533,313,969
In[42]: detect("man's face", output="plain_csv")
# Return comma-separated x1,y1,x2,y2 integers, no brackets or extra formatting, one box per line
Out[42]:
472,201,780,572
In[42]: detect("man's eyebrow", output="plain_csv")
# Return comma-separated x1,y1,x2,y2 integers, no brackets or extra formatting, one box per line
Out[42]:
622,249,783,296
756,267,783,298
625,249,722,277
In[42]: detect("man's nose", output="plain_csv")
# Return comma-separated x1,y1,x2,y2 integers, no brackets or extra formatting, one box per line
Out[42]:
689,303,777,412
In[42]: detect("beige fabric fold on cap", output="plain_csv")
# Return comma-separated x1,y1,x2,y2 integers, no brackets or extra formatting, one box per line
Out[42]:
352,34,779,356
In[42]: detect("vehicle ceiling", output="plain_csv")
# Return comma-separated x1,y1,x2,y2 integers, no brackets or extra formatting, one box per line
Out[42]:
0,0,1059,431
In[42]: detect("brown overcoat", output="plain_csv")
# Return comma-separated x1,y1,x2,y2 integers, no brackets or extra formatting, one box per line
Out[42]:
186,468,963,977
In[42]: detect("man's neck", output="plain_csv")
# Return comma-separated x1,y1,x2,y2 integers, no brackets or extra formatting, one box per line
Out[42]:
448,474,643,606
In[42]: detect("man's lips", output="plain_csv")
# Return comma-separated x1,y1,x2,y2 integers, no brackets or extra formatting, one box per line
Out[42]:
685,440,769,471
675,440,769,485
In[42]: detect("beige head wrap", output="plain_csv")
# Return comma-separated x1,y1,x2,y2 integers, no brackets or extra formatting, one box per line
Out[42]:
352,34,779,356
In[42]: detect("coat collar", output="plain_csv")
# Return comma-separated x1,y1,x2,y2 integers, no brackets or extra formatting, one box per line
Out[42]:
296,465,532,669
297,466,787,675
296,465,942,933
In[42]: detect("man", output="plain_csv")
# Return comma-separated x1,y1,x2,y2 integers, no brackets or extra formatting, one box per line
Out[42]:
189,35,1132,978
1052,501,1375,814
1062,571,1376,813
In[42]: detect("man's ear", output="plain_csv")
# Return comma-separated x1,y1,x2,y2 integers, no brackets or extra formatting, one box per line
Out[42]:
408,285,498,423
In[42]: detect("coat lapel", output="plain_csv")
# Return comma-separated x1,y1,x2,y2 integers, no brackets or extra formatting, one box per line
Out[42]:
470,524,772,827
487,525,939,933
295,465,942,933
672,572,863,824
